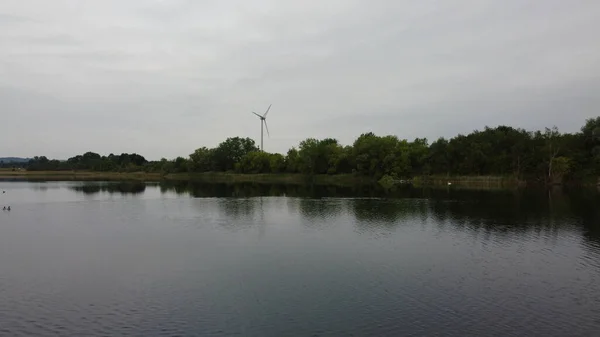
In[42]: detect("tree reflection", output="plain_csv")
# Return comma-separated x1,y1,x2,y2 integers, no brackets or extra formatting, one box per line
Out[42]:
157,181,387,198
217,198,259,220
76,180,600,247
348,199,429,237
70,182,146,195
297,198,344,225
351,199,419,224
160,181,284,198
565,189,600,246
424,187,600,246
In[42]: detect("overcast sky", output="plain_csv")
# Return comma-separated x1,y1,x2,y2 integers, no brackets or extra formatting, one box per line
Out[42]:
1,0,599,160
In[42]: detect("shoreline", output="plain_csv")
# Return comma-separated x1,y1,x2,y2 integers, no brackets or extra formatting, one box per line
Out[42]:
0,170,164,181
0,171,374,185
0,171,597,188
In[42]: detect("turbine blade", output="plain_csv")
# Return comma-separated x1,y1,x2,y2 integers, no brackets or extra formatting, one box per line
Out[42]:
252,111,263,118
263,104,272,117
264,120,270,137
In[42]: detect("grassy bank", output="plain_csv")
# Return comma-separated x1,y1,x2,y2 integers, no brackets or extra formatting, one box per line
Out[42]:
0,170,164,181
413,175,523,187
4,170,595,188
168,172,375,186
0,170,375,186
413,175,600,187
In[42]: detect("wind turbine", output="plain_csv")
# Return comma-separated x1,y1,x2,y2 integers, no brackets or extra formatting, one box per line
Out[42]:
251,104,271,152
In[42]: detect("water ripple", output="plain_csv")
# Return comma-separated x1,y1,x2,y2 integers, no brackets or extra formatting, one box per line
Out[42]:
1,182,600,336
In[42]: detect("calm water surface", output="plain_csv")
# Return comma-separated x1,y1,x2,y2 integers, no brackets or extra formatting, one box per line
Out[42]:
0,181,599,336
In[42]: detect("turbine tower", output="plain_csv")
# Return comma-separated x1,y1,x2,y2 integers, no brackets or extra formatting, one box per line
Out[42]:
252,104,271,151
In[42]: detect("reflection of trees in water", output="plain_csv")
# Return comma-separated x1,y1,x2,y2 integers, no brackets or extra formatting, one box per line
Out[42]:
153,181,600,246
157,181,390,198
186,195,263,233
426,188,600,246
350,199,428,233
296,198,344,226
160,181,282,198
217,198,258,220
159,181,190,195
289,185,600,247
70,182,146,195
215,197,269,236
565,189,600,246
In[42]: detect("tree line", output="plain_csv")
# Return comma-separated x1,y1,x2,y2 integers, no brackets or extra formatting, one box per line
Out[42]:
24,152,148,172
22,117,600,184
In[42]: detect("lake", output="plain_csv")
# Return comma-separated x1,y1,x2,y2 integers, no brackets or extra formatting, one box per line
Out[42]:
0,180,599,336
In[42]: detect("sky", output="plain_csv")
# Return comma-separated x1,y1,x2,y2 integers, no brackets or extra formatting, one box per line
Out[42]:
1,0,599,160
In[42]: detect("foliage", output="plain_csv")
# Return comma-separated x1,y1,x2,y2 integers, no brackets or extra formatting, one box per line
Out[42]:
285,147,299,173
237,151,271,173
188,147,214,173
212,137,259,172
27,153,148,172
17,118,600,184
377,174,396,189
297,138,345,175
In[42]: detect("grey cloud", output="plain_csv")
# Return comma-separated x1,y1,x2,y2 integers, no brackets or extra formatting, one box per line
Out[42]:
0,0,599,159
0,13,32,24
7,34,81,46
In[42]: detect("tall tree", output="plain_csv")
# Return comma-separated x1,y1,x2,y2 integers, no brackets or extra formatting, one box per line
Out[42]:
212,137,259,171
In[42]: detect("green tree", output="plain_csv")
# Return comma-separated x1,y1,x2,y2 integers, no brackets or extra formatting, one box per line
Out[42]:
581,117,600,174
353,133,401,178
18,117,600,184
543,126,562,183
172,157,189,173
213,137,259,171
297,138,345,174
550,156,571,184
427,138,450,175
238,151,271,173
189,147,215,172
285,147,299,173
269,153,286,173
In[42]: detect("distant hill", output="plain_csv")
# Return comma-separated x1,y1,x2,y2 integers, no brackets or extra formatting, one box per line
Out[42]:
0,157,30,163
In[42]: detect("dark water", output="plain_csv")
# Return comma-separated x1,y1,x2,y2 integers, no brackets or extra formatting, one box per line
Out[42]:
1,181,599,337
